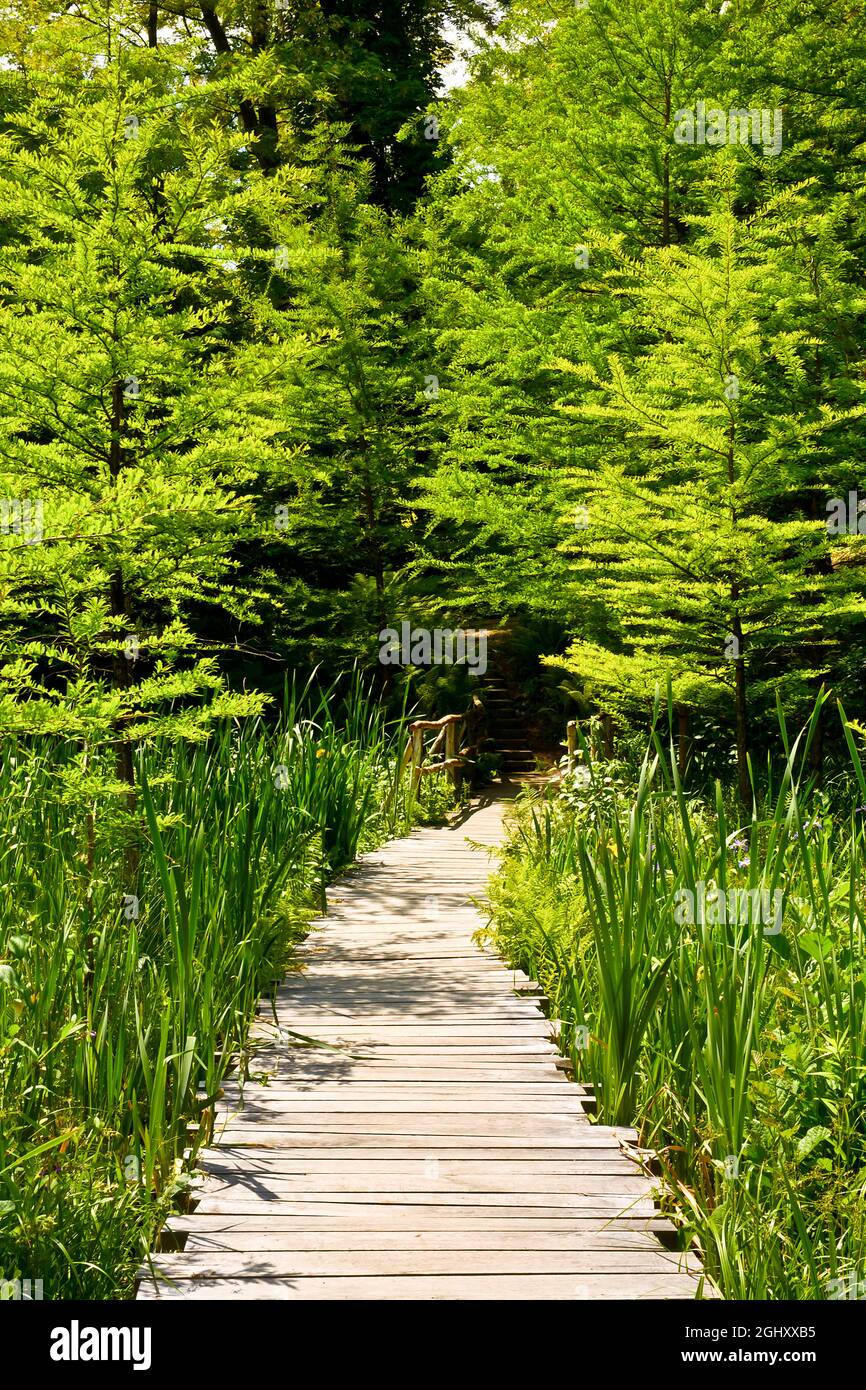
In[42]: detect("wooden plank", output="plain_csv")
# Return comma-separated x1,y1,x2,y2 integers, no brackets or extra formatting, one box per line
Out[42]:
244,1049,562,1059
284,972,532,985
237,1068,567,1082
288,964,527,976
138,1273,706,1301
252,1023,556,1033
165,1213,676,1234
246,1043,560,1053
233,1076,570,1088
209,1115,594,1135
277,992,532,1002
200,1158,641,1178
178,1231,676,1253
259,1014,552,1025
277,972,537,984
279,1016,548,1032
210,1137,619,1154
218,1085,583,1097
206,1102,591,1114
262,1028,556,1039
191,1191,659,1212
197,1179,651,1198
142,1249,701,1278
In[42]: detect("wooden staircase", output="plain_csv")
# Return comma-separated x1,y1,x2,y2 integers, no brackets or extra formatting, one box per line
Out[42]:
477,638,540,782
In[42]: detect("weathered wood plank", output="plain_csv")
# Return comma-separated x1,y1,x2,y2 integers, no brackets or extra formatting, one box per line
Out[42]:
237,1068,567,1082
142,1249,702,1279
208,1137,623,1153
246,1043,561,1053
194,1184,656,1206
177,1230,675,1253
214,1112,600,1134
206,1101,591,1114
218,1085,584,1097
165,1213,676,1234
199,1158,642,1178
137,1273,705,1301
254,1022,557,1033
197,1174,652,1195
188,1192,661,1214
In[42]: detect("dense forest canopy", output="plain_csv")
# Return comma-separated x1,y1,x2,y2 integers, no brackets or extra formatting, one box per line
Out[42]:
1,1,864,787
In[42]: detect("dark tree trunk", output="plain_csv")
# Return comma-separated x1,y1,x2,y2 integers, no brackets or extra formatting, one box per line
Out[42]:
198,4,280,171
362,476,387,634
602,713,614,759
662,78,671,247
109,380,136,797
731,615,750,805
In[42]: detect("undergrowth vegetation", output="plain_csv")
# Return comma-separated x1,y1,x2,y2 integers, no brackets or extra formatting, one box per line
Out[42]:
0,675,431,1298
481,693,866,1299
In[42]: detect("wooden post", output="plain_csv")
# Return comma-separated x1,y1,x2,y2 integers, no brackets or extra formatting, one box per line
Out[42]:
566,720,577,772
445,719,459,789
411,724,424,794
602,713,614,759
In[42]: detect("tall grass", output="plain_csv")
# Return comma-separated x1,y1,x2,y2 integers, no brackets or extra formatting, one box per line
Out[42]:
0,673,416,1298
484,694,866,1298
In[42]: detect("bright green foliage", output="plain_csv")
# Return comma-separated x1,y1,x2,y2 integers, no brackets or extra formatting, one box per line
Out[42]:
0,36,292,792
554,169,864,789
417,0,866,756
255,190,436,660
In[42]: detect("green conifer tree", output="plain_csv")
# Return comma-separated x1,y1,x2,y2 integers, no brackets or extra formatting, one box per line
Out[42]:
0,27,290,828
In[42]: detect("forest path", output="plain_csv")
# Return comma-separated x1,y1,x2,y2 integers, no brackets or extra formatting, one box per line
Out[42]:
137,792,709,1300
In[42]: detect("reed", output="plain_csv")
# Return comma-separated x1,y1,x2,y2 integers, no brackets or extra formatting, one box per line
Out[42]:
0,673,416,1297
484,696,866,1298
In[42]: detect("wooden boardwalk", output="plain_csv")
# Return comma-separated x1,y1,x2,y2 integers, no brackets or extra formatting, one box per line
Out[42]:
138,794,709,1300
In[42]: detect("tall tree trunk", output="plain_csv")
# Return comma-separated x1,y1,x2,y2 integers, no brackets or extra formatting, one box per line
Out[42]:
249,0,279,170
109,379,136,797
108,378,140,882
731,612,750,804
726,427,750,803
662,78,671,247
361,475,387,633
198,3,279,171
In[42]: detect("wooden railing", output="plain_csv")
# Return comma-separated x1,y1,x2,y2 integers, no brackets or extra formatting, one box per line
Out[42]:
403,713,465,792
392,696,484,801
565,715,615,770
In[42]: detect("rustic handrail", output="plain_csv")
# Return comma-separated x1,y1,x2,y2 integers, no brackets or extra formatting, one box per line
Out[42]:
400,713,467,793
407,714,463,732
